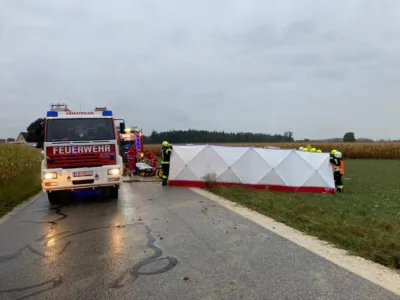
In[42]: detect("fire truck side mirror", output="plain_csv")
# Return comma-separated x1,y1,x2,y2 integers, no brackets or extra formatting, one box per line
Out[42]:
119,122,126,133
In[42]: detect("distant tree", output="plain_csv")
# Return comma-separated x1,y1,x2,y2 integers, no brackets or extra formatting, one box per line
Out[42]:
26,118,45,147
283,131,294,141
6,138,15,142
343,132,356,142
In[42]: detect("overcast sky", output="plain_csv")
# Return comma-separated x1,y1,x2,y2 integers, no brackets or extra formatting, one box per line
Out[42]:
0,0,399,140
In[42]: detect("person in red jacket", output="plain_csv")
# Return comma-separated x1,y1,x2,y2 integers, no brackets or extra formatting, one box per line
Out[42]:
146,151,158,171
127,144,137,176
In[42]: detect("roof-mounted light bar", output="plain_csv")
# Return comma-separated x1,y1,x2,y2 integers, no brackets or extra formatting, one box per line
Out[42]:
47,111,58,117
46,109,112,117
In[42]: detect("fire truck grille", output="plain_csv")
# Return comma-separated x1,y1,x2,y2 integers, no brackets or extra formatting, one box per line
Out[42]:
73,179,94,185
47,153,115,168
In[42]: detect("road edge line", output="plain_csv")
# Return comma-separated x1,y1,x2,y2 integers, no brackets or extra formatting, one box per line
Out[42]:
0,192,43,225
189,187,400,296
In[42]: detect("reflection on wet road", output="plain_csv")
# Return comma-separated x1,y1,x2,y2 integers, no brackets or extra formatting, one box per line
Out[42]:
0,182,398,300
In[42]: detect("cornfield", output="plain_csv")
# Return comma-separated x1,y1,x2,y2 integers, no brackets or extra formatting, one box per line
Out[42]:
0,144,42,186
143,142,400,159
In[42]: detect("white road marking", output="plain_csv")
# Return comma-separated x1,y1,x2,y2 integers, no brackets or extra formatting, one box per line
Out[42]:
0,192,42,225
190,187,400,296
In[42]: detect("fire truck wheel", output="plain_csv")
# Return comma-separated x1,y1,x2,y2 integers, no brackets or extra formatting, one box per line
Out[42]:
47,191,61,204
109,186,119,199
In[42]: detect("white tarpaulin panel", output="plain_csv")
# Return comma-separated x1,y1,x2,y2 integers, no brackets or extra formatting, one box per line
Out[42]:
168,145,336,193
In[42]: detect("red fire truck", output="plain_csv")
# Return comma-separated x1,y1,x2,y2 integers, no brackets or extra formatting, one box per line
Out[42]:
117,124,145,163
40,104,125,203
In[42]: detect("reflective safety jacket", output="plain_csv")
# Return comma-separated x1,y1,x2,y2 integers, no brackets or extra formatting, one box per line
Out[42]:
330,157,340,172
339,159,344,175
161,146,172,164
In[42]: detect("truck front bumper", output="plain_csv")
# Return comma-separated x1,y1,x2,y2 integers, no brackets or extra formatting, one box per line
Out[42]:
42,165,123,192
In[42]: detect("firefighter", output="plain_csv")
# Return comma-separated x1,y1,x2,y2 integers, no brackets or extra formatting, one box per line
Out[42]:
160,141,172,186
311,148,317,152
317,149,322,153
336,151,344,192
330,150,343,192
127,144,137,176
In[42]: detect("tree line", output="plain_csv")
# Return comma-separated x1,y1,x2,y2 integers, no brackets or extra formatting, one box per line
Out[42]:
143,130,294,144
21,118,399,144
23,118,295,144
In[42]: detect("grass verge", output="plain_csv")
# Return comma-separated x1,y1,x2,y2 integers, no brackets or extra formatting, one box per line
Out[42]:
0,144,42,218
209,159,400,270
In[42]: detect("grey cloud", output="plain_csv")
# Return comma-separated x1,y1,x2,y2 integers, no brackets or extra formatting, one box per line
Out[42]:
241,24,281,47
312,69,344,81
228,23,283,50
319,30,349,42
0,0,399,140
226,19,316,51
142,3,158,13
285,19,314,35
380,31,400,40
287,54,321,66
334,49,381,63
169,29,188,47
283,19,315,44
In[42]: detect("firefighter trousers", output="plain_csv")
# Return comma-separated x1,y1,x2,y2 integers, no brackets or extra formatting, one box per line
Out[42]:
161,163,170,185
334,171,343,192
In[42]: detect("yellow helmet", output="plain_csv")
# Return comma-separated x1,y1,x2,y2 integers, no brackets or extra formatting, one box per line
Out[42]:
162,141,169,147
311,148,316,152
303,148,309,152
330,149,337,155
317,149,322,153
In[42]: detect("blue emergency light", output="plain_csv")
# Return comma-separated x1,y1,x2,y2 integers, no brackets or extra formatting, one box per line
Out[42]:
102,110,113,116
47,111,58,117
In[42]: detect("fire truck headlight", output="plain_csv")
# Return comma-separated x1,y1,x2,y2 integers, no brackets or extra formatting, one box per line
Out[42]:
44,172,57,179
108,168,120,175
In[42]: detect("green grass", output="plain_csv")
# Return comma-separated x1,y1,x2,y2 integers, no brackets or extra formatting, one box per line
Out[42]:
0,144,42,218
0,166,42,218
210,159,400,270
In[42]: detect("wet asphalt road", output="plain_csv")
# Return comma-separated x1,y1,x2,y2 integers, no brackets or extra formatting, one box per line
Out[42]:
0,182,398,300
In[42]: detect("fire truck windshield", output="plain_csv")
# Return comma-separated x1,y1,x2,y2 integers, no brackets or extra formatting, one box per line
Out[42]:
46,118,115,142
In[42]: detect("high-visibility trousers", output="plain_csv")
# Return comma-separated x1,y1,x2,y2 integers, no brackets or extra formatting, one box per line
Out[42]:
161,163,170,180
156,167,163,179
